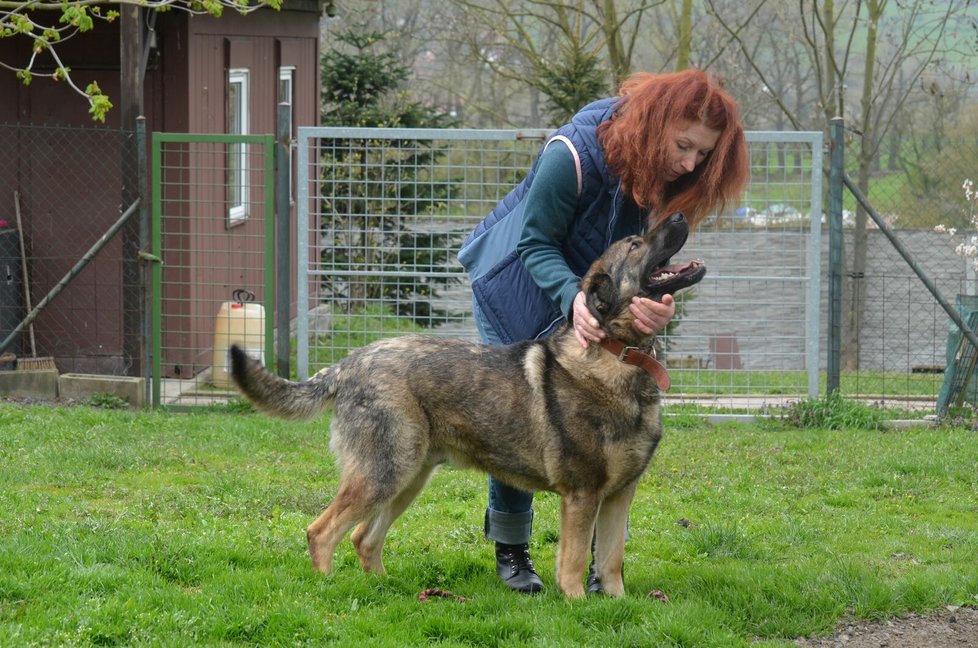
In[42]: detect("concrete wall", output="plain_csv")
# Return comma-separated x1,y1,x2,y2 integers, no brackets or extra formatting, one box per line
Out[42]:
666,228,967,373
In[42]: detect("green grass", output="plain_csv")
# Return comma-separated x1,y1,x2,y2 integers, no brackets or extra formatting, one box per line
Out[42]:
737,156,939,227
780,391,888,429
2,403,976,646
298,308,947,406
300,306,427,371
670,368,944,399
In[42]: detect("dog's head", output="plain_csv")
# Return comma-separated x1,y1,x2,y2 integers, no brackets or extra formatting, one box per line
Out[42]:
580,212,706,344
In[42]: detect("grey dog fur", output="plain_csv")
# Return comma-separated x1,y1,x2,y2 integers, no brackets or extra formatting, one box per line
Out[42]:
230,212,704,598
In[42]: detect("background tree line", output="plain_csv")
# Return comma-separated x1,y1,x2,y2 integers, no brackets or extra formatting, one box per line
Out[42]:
322,0,976,225
321,0,976,368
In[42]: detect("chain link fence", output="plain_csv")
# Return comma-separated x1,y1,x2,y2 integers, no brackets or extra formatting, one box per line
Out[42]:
0,123,144,377
839,118,978,411
2,119,975,416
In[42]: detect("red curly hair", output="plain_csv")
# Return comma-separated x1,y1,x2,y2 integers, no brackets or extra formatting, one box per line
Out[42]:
597,69,750,228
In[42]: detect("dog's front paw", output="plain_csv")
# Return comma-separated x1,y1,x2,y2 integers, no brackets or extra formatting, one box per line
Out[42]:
557,574,587,599
561,585,587,599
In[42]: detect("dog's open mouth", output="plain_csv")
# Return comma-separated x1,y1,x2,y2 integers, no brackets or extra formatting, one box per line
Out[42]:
645,259,706,297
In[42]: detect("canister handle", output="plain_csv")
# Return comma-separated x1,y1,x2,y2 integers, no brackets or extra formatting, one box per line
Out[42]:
233,289,256,305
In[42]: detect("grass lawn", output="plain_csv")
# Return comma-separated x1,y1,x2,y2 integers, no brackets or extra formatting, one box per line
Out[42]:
1,402,976,646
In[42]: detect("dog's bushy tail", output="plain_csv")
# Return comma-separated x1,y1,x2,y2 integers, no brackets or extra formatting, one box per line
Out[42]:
230,344,337,421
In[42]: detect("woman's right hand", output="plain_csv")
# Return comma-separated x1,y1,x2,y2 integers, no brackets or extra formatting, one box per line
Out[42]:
572,291,605,348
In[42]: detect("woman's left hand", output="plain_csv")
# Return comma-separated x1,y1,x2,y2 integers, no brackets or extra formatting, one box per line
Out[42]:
630,294,675,335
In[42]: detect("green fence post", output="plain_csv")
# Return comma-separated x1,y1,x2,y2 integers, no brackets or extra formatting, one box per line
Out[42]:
828,118,844,394
276,103,292,379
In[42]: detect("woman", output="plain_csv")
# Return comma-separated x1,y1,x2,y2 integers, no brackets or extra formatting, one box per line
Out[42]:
458,68,750,594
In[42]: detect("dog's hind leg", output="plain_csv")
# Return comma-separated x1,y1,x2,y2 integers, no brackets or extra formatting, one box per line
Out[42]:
306,474,378,574
351,463,437,574
555,492,600,599
592,480,638,597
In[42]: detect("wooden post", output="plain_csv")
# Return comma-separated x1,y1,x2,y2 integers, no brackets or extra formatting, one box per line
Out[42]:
121,7,144,377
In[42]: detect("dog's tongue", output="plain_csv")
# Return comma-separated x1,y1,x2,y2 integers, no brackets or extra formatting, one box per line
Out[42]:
649,259,700,285
647,259,705,298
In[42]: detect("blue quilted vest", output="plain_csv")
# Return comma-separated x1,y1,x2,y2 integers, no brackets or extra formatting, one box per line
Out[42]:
457,97,636,344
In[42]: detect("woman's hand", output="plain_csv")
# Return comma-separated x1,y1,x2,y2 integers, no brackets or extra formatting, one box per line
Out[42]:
573,291,676,349
572,291,604,348
630,294,675,336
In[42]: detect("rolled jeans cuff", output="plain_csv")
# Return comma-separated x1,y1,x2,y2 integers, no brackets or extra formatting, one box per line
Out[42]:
484,508,534,545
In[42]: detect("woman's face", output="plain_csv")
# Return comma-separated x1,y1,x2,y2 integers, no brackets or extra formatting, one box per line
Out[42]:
663,121,720,182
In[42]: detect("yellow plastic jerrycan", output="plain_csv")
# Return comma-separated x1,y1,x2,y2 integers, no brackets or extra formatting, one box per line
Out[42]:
212,288,265,388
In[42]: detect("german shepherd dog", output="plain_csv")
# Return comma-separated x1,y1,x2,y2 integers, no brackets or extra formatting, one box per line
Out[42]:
230,212,705,598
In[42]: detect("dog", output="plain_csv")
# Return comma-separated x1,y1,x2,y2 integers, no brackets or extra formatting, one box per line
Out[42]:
230,211,705,598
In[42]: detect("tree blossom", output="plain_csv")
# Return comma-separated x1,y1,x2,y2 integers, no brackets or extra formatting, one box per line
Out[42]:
935,179,978,270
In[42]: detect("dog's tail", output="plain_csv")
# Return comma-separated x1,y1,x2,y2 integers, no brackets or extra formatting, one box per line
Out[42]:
230,344,337,421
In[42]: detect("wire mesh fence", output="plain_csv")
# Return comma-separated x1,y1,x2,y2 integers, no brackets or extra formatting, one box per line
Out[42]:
151,133,275,407
0,123,143,377
295,128,552,380
2,120,973,415
665,133,822,410
296,128,825,414
839,128,978,412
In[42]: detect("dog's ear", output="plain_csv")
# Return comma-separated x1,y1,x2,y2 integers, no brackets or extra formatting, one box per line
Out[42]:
584,272,617,320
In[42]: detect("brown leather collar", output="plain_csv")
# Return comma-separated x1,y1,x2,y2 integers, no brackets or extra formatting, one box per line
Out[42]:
597,338,671,391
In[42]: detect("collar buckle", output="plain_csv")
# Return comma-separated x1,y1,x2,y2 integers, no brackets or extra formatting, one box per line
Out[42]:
617,344,657,361
616,345,639,361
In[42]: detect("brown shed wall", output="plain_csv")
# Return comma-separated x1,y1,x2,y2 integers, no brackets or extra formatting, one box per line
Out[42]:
0,5,320,376
158,8,320,378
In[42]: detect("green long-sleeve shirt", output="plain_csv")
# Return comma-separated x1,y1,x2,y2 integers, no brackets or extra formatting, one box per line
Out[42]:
517,140,644,318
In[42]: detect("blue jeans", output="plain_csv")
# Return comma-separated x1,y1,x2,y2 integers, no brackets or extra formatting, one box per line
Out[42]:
473,297,535,545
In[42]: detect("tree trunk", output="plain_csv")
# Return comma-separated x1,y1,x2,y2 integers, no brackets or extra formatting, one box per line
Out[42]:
676,0,692,70
843,0,883,371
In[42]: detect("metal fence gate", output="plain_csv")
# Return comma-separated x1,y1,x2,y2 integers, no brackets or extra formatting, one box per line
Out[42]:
151,133,276,408
296,127,823,414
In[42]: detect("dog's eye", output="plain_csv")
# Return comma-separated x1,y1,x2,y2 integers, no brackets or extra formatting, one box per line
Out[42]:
629,239,642,252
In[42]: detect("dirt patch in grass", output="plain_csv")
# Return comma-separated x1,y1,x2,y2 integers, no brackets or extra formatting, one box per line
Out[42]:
1,396,82,407
795,606,978,647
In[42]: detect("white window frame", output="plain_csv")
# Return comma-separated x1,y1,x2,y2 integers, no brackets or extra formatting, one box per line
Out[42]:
279,66,295,113
279,66,296,203
228,67,250,226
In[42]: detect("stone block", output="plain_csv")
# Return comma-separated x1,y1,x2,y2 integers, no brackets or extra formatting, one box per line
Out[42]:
0,369,60,400
58,373,146,408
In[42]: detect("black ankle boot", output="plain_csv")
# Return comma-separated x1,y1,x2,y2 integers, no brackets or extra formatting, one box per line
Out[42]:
587,535,603,594
587,537,624,595
586,560,624,595
495,542,543,594
586,559,603,594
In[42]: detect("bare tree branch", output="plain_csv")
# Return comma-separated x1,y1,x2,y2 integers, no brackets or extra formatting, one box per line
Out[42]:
704,0,805,129
0,0,282,120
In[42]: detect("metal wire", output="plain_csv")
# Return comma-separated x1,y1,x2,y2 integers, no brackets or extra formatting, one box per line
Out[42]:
296,128,829,413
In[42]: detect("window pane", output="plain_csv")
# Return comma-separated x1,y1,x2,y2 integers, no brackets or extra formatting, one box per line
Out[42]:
228,69,249,224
